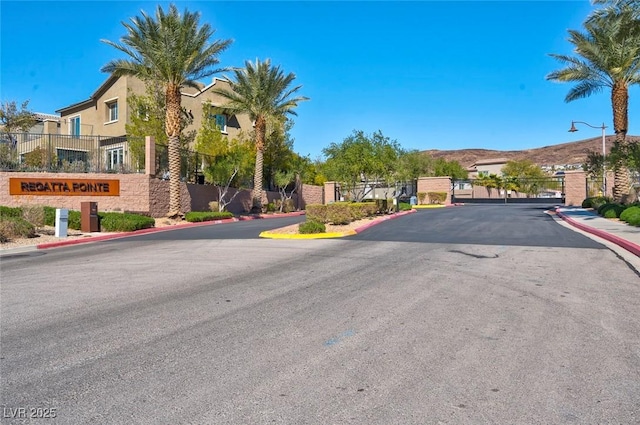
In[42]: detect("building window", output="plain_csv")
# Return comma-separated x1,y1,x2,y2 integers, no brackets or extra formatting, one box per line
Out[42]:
57,149,88,168
70,116,81,138
107,147,124,170
213,114,227,133
106,100,118,123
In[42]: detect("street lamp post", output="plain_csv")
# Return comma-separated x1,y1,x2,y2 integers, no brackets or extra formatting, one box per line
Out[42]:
568,121,607,195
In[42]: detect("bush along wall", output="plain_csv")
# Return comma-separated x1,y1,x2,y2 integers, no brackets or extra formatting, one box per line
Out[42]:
619,206,640,226
592,202,640,226
427,192,447,204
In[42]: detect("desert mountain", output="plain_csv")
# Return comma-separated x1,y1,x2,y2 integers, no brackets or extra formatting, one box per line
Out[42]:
423,135,639,168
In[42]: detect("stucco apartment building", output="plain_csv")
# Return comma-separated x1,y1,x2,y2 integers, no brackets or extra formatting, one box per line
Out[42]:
466,158,509,179
41,74,252,172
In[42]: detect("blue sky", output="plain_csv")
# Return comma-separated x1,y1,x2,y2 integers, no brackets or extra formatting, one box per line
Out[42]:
1,1,638,159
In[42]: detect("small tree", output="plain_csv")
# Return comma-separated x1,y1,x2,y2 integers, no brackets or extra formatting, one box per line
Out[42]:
196,111,254,211
273,170,296,212
0,100,37,134
203,140,253,211
126,85,196,173
323,130,403,202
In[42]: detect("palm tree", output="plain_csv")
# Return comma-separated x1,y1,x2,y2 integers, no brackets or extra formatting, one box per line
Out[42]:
213,59,308,211
547,3,640,202
101,4,232,217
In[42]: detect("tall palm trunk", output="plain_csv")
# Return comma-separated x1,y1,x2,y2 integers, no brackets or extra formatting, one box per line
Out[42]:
166,84,183,218
252,115,266,211
611,81,630,203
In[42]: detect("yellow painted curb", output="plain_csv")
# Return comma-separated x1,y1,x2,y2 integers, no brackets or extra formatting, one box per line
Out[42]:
413,204,446,209
259,230,357,239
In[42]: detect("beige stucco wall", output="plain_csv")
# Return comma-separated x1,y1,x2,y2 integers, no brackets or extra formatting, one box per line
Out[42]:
180,78,253,141
58,76,250,144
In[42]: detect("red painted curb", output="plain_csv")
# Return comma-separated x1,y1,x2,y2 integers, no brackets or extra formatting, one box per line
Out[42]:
36,211,307,250
36,217,238,249
354,209,417,234
555,208,640,257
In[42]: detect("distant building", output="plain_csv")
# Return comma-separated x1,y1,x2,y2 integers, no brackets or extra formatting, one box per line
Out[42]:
466,158,509,179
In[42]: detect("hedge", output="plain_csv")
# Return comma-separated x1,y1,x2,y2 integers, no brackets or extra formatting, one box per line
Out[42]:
184,211,234,222
306,204,328,223
598,203,626,219
0,206,23,219
427,192,447,204
99,212,155,232
582,196,611,209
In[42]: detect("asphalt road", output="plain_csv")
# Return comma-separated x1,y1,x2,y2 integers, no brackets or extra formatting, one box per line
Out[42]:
1,205,639,424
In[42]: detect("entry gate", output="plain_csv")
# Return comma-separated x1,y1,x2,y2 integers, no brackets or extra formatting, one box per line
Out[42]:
451,176,565,204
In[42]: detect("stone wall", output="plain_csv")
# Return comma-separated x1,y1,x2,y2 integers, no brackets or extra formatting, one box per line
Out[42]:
0,172,151,213
417,177,452,204
300,184,324,208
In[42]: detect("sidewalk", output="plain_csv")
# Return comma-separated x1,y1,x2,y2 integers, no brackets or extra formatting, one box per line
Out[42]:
555,207,640,257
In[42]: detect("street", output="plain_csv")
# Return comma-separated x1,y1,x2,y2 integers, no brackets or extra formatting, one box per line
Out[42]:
1,205,639,424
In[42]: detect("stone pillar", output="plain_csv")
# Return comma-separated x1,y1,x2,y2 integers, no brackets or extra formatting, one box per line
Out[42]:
145,136,155,176
323,181,337,204
43,120,59,134
564,171,587,206
417,177,453,204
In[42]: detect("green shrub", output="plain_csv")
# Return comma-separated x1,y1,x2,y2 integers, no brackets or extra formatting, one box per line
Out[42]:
349,203,366,220
184,211,234,222
348,202,377,219
399,202,412,211
0,206,23,219
68,210,81,230
265,202,277,213
600,204,625,219
417,192,427,205
298,220,326,234
99,212,156,232
582,196,610,209
620,206,640,226
208,201,220,212
0,216,36,241
427,191,447,204
326,202,352,225
44,206,56,226
306,204,328,223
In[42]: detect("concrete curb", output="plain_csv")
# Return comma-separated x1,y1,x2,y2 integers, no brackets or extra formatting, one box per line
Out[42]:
413,203,464,209
260,209,418,240
555,207,640,257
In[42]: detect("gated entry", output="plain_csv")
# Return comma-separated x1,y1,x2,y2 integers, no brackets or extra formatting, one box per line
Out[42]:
451,176,565,204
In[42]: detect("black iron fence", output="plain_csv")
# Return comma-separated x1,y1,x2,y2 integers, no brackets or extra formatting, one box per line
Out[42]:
452,176,565,204
153,144,214,183
0,132,144,173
